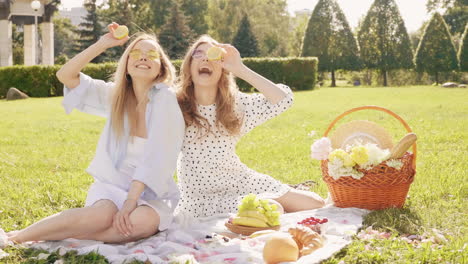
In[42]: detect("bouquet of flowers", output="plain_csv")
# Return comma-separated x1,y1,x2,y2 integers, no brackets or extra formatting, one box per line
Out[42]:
311,137,403,180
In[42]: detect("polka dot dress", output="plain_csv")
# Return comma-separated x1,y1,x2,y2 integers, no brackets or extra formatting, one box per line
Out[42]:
176,85,294,218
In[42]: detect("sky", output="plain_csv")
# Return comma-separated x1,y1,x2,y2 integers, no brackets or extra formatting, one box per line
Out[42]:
60,0,432,33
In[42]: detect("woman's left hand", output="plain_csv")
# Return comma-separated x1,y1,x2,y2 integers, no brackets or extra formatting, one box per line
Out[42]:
215,44,245,76
113,199,138,237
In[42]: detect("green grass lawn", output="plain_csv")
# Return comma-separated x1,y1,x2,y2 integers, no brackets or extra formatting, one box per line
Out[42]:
1,86,467,263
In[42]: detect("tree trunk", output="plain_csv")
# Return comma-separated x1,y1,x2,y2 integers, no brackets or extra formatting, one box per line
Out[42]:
435,72,439,85
331,70,336,87
382,70,388,87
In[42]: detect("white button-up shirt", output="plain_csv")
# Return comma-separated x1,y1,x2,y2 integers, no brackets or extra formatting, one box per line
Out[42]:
62,73,185,215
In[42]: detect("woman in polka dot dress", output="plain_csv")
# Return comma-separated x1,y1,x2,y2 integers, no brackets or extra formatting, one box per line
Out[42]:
175,35,325,218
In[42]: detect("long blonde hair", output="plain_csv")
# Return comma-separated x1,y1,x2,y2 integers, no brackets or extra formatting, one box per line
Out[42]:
177,35,241,137
111,33,176,138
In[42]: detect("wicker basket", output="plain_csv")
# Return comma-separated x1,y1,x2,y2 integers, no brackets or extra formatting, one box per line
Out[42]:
321,106,417,210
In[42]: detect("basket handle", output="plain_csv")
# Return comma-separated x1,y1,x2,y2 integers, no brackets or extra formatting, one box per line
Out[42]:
323,105,417,170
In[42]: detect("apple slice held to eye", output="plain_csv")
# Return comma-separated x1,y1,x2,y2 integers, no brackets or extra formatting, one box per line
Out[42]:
207,46,223,61
113,25,129,40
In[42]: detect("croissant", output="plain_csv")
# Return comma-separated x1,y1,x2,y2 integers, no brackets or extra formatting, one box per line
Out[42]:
288,226,324,256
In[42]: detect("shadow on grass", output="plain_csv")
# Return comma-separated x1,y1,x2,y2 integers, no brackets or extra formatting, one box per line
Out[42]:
362,206,423,235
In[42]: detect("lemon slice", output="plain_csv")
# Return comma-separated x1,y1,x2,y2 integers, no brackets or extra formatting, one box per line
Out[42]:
113,25,129,40
207,46,223,61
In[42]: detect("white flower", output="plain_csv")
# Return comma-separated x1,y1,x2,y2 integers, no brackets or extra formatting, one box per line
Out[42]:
328,158,364,180
311,137,332,160
362,143,390,168
386,159,403,169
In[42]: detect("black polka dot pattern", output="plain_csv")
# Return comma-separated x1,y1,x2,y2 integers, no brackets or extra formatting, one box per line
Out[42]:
175,84,294,218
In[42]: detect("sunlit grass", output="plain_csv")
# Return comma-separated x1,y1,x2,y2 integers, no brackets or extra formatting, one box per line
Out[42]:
1,86,467,263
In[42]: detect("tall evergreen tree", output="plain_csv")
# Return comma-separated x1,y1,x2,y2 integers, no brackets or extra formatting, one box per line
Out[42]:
181,0,209,35
74,0,104,62
207,0,291,56
149,0,173,31
459,24,468,71
414,13,458,84
53,17,78,62
427,0,467,35
159,2,194,59
301,0,361,87
358,0,413,86
232,15,259,57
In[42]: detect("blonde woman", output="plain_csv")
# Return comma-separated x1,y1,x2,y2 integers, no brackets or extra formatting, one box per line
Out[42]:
5,23,185,244
176,35,325,218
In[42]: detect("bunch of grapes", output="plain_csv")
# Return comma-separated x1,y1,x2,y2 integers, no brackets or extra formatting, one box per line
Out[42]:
238,193,260,213
237,193,281,227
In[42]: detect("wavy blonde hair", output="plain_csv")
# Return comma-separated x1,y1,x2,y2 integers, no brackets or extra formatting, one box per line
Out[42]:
177,35,241,138
111,33,176,138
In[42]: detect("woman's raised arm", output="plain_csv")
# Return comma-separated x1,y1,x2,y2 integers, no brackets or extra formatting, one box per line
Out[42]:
56,22,129,89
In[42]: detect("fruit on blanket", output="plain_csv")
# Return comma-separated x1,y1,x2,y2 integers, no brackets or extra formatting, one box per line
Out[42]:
263,233,299,264
235,193,281,227
249,229,279,238
113,25,129,40
289,226,324,256
241,210,269,222
298,216,328,234
206,46,223,61
232,216,269,228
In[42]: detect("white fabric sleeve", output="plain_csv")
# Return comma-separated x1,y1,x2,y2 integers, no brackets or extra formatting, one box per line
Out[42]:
62,72,114,117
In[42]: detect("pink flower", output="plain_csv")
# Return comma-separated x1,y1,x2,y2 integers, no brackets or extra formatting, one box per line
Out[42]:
311,137,332,160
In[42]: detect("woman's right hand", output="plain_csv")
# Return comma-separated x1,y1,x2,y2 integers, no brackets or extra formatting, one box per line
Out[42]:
96,22,130,50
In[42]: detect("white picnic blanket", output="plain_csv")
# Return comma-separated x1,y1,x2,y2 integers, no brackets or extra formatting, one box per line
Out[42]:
20,205,368,264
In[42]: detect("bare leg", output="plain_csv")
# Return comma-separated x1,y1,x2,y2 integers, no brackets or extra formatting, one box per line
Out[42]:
9,200,117,243
83,205,160,244
274,189,325,213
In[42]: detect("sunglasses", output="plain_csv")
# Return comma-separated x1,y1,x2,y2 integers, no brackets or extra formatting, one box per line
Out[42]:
129,49,160,61
191,49,207,59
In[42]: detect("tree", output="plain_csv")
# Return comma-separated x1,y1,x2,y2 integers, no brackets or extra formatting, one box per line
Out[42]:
414,13,459,84
232,14,259,57
302,0,361,87
74,0,104,62
159,2,194,59
427,0,467,35
358,0,414,86
12,24,23,65
53,17,78,63
181,0,209,36
426,0,467,11
290,14,309,57
458,24,468,71
443,5,468,35
207,0,291,56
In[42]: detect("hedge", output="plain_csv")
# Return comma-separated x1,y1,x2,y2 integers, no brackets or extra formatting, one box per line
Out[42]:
0,57,317,98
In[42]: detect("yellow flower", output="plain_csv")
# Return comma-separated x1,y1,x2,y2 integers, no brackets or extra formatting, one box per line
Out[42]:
350,146,369,166
329,149,356,167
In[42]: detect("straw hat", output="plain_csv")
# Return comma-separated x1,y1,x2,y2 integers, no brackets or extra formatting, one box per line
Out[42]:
329,120,393,150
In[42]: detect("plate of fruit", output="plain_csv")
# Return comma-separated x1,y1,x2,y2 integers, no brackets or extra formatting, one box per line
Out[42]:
225,193,282,236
